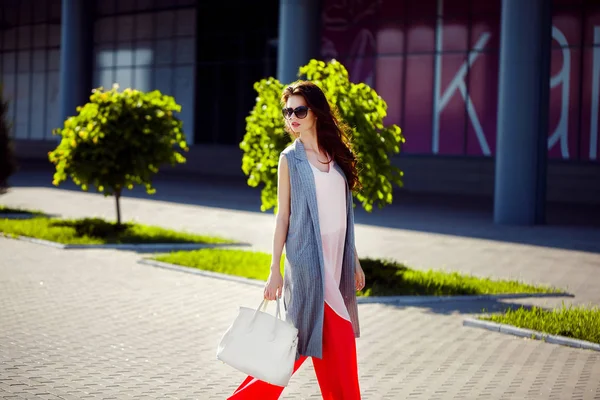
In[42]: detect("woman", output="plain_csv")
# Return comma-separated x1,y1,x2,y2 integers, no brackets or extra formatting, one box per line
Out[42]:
229,81,365,399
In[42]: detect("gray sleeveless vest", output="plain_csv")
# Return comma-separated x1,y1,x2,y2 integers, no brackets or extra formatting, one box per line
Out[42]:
282,138,360,360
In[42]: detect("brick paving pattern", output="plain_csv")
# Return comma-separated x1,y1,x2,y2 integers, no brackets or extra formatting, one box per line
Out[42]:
1,172,600,399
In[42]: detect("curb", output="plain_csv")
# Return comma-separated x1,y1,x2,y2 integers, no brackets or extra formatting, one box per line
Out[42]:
4,234,244,252
358,291,573,305
463,318,600,352
137,258,572,305
138,258,264,287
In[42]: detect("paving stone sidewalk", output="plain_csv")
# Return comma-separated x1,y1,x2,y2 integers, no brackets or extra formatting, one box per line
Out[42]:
1,238,599,400
1,171,600,399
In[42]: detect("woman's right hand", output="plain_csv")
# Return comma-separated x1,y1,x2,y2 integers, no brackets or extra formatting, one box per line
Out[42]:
264,267,284,300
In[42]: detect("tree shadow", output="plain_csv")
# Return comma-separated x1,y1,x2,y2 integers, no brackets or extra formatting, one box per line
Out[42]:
121,242,252,254
51,218,129,236
0,204,59,219
370,296,570,317
0,212,61,219
358,258,564,297
48,218,233,245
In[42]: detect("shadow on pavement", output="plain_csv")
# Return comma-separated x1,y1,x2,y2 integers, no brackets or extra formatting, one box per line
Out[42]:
374,296,567,316
125,242,253,254
8,167,600,254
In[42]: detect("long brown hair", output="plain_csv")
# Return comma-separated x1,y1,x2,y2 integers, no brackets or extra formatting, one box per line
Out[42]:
281,81,361,191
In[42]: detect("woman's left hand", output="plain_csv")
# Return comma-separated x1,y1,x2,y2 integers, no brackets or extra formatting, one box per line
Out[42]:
355,261,366,291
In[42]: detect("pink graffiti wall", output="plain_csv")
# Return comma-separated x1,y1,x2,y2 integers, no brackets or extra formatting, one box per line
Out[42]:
320,0,600,162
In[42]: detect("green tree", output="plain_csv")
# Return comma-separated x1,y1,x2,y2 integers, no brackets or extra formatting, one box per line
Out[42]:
48,85,188,225
0,85,17,194
240,59,405,213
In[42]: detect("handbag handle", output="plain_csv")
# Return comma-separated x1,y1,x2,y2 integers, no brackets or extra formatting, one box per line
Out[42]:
254,297,282,320
249,297,284,342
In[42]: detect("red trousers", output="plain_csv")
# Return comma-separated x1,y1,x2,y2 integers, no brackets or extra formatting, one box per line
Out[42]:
228,302,361,399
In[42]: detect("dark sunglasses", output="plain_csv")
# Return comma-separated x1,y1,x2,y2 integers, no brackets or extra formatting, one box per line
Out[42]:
282,106,311,119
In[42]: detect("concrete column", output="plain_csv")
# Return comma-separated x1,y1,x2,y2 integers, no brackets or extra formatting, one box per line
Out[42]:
59,0,93,124
494,0,552,225
277,0,321,85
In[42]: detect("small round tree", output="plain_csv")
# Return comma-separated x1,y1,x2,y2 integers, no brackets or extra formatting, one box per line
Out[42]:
0,85,17,194
240,59,405,213
48,85,188,226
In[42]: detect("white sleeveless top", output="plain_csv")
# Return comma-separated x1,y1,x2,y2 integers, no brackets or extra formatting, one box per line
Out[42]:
309,159,351,322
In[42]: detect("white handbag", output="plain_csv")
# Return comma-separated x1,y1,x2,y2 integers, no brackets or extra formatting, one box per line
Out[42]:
216,297,299,387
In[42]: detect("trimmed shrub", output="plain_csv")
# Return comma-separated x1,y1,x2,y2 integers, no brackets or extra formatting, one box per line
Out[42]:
240,59,405,213
48,85,188,224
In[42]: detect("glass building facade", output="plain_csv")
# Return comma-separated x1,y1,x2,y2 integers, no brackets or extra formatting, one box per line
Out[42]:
93,0,198,143
1,0,599,218
0,0,279,146
2,0,599,162
321,0,600,162
0,0,62,141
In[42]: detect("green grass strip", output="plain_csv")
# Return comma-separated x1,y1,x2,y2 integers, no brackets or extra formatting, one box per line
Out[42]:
156,248,274,281
0,217,233,245
153,248,560,297
481,304,600,344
